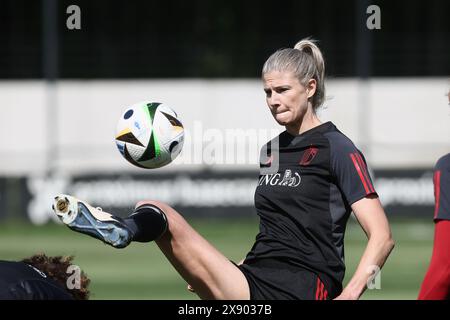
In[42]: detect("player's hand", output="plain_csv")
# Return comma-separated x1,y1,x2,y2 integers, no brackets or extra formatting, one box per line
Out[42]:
187,284,195,293
333,291,359,300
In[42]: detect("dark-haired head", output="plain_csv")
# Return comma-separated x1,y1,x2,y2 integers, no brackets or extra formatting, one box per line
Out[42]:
21,253,90,300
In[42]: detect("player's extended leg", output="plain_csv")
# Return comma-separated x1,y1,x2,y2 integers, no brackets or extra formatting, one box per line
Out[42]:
52,195,250,300
139,200,250,300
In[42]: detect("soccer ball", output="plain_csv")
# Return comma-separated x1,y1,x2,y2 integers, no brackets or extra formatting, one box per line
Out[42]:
115,101,184,169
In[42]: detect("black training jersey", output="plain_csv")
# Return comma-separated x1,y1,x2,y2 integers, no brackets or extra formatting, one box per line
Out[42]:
0,261,73,300
245,121,377,287
433,153,450,221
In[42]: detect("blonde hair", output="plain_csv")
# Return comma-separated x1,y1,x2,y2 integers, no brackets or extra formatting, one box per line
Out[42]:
262,38,326,110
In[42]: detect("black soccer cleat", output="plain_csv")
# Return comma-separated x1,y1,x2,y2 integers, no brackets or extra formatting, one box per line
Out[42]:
52,194,133,248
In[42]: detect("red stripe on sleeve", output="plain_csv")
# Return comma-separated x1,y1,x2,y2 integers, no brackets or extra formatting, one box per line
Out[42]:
355,153,375,193
320,282,325,300
434,170,441,219
315,278,320,300
350,153,370,194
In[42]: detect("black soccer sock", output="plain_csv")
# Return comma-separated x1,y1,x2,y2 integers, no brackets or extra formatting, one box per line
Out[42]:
124,204,168,242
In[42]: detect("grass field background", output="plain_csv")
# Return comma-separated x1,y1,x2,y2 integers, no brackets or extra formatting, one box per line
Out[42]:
0,217,434,300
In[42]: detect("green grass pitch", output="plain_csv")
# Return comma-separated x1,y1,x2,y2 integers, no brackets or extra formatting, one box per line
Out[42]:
0,217,433,300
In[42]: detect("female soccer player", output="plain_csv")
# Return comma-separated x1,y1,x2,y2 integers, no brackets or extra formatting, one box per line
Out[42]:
417,90,450,300
52,38,394,300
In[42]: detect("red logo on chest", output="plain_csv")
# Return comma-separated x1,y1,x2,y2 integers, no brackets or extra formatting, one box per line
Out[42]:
299,146,318,166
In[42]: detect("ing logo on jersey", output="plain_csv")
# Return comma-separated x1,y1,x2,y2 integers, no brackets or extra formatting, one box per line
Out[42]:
258,169,301,187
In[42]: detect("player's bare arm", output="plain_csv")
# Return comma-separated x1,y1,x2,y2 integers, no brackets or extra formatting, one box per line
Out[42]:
335,195,395,300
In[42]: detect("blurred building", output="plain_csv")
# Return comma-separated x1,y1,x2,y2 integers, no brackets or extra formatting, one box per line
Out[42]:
0,0,449,223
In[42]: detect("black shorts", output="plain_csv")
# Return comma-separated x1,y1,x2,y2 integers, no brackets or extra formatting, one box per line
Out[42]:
237,258,341,300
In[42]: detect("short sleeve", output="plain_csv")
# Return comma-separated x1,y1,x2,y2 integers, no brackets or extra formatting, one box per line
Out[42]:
325,132,377,205
433,153,450,221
